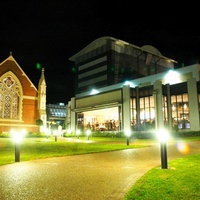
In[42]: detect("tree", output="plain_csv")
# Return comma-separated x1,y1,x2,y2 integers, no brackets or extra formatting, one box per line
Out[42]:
36,119,43,126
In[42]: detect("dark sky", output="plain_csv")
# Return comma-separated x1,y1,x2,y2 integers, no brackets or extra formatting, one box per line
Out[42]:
0,1,199,104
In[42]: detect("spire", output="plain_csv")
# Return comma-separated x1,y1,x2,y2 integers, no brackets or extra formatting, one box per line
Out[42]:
40,68,45,80
38,67,46,87
38,67,46,94
37,67,47,131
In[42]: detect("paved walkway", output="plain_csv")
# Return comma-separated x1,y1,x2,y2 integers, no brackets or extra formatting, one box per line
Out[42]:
0,139,199,200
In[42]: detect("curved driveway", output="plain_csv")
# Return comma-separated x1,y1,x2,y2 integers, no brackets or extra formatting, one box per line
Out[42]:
0,140,199,200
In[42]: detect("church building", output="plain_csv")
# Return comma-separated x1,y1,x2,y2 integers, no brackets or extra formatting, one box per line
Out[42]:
0,55,46,133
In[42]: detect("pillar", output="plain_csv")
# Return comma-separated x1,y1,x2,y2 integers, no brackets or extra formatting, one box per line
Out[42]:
187,78,200,131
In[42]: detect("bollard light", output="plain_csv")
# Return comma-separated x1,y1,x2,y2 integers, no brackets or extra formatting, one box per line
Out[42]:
76,129,81,139
67,129,72,135
45,128,51,139
11,129,26,162
53,130,58,142
86,129,91,140
156,128,170,169
125,129,131,145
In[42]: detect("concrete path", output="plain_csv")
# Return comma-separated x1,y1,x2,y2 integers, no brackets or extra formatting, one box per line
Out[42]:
0,140,199,200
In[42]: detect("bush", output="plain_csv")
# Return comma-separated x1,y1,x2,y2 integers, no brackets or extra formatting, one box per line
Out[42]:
88,131,125,138
26,132,46,138
172,130,200,137
0,132,10,138
132,131,156,139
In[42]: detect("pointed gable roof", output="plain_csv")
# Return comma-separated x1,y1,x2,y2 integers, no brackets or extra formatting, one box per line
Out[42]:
0,55,38,91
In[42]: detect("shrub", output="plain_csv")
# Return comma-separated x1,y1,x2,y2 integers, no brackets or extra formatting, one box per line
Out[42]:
0,132,10,138
26,132,46,138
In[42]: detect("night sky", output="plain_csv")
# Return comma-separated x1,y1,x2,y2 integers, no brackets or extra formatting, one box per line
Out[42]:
0,1,199,104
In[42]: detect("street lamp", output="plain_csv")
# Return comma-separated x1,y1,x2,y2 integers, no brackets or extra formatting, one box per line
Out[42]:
156,128,170,169
11,129,25,162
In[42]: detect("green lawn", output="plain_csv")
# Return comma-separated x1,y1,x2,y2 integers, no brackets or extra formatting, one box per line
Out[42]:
1,136,200,199
0,136,148,166
124,153,200,200
124,137,200,200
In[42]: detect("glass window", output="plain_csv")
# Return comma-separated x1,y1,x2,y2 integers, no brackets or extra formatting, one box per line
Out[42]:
0,74,21,120
130,86,154,131
171,93,190,130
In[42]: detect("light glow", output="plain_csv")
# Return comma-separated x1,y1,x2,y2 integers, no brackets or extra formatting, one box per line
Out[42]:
163,70,180,85
11,129,26,143
125,129,131,137
76,129,81,135
176,141,190,154
124,81,134,87
67,129,72,134
156,128,170,143
45,128,51,135
90,89,99,95
86,129,91,136
53,130,58,136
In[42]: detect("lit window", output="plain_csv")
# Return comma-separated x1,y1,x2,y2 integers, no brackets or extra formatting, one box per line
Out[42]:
0,74,21,119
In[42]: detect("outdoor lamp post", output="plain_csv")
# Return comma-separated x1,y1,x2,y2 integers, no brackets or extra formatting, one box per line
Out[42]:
54,130,58,141
160,140,168,169
125,129,131,145
11,129,25,162
156,128,170,169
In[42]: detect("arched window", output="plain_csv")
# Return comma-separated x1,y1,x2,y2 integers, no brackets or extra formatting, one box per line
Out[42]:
0,72,22,120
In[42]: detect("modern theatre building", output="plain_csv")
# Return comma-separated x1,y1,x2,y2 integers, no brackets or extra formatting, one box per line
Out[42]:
67,36,200,134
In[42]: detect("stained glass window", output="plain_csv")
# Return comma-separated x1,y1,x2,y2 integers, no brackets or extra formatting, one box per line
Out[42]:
0,74,21,119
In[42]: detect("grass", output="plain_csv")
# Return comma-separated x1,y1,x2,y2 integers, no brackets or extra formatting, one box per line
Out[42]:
1,135,200,199
124,149,200,199
87,135,200,200
0,136,148,166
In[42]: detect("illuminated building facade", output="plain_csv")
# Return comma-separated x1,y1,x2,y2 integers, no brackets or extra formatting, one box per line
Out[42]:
46,103,67,128
69,36,175,95
68,37,200,133
0,55,46,133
